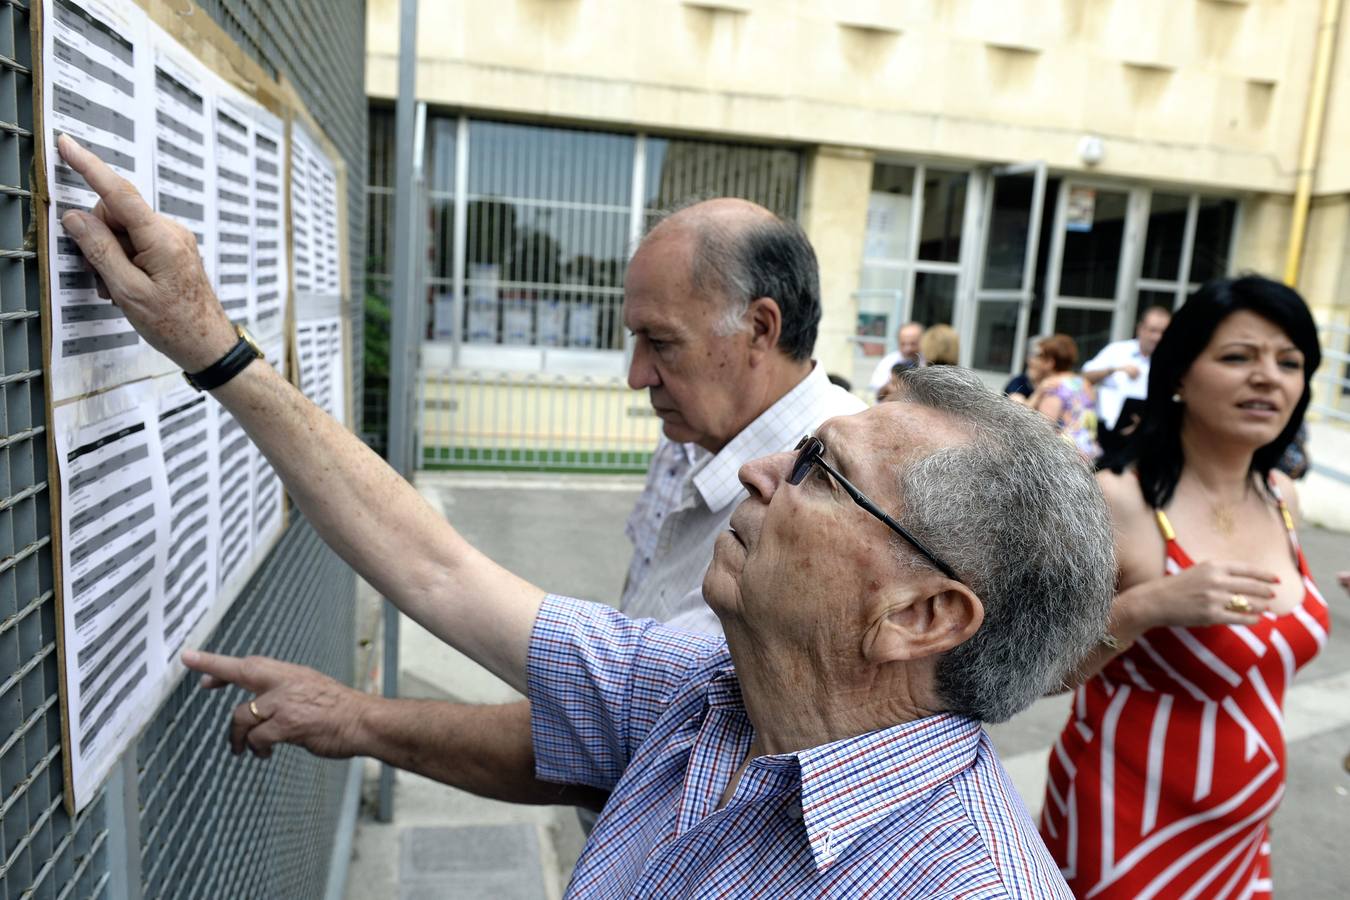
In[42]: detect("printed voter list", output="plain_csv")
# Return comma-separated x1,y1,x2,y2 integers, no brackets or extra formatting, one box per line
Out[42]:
41,0,346,812
55,381,169,807
44,0,173,401
151,25,215,288
54,372,288,810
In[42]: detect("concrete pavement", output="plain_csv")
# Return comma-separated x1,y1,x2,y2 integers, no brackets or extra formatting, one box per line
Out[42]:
345,468,1349,898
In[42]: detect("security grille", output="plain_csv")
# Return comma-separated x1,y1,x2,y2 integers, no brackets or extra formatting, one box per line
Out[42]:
0,1,112,897
0,1,367,898
365,111,803,471
136,521,354,900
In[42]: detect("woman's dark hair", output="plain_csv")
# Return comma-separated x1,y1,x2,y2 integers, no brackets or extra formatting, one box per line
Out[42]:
1101,275,1322,507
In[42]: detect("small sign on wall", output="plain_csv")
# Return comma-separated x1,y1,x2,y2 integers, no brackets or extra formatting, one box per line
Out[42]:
1066,187,1096,233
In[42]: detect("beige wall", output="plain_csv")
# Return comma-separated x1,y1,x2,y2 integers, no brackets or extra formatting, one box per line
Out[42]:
372,0,1350,381
1312,4,1350,195
368,0,1333,195
1234,194,1294,280
1301,196,1350,312
798,146,874,379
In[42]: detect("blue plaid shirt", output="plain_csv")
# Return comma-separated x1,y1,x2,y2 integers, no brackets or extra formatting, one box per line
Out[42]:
528,595,1071,898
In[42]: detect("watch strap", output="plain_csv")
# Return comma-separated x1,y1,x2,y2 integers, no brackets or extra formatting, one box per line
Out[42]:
184,329,263,391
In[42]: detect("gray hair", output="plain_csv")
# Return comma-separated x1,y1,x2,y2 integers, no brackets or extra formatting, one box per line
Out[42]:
888,366,1115,722
646,201,821,361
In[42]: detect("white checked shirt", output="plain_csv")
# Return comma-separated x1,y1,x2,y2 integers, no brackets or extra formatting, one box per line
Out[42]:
621,363,865,635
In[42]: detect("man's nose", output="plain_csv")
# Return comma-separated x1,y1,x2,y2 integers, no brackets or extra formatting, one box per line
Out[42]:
627,341,659,391
738,451,793,503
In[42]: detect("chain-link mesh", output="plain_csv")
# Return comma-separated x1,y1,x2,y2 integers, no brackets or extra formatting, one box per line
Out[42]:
0,0,366,897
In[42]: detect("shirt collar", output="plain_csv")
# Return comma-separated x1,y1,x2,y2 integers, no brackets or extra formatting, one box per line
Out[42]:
702,663,984,872
690,363,839,512
790,714,984,871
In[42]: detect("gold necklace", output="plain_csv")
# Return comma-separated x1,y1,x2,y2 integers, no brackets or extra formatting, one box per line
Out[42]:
1192,476,1251,538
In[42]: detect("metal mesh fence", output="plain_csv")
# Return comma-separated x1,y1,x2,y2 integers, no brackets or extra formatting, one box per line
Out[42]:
136,519,354,900
0,0,366,898
365,113,804,472
0,1,112,897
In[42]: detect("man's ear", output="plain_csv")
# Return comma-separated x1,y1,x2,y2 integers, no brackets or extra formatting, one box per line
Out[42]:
863,577,984,666
746,297,782,360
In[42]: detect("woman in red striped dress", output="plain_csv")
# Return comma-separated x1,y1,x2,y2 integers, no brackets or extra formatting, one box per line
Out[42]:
1040,276,1329,899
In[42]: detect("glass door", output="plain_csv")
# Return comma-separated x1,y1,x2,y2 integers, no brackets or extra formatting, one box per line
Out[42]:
967,162,1047,374
1041,182,1143,363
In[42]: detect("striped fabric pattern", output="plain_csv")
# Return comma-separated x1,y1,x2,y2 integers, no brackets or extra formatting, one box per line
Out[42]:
529,595,1072,898
622,436,703,606
1040,493,1330,899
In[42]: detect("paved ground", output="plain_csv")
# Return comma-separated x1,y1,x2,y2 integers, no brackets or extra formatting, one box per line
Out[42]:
345,469,1350,898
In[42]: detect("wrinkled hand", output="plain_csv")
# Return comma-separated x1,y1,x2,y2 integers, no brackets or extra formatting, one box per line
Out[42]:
182,649,369,760
1132,560,1279,630
56,134,237,372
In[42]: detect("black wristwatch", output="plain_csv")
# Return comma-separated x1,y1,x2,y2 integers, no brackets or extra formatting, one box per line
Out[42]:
183,325,264,391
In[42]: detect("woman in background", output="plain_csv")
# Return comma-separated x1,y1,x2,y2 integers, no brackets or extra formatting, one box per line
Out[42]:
1040,275,1329,899
919,324,959,367
1026,333,1100,460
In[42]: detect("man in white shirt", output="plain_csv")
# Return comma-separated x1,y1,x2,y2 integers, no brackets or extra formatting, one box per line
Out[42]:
866,321,924,398
1082,305,1172,456
622,368,861,635
617,199,863,632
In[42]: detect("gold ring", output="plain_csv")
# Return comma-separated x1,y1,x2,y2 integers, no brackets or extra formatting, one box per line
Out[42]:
1226,594,1252,614
249,700,269,723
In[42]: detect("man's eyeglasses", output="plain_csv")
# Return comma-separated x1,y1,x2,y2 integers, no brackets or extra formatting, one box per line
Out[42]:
788,436,962,583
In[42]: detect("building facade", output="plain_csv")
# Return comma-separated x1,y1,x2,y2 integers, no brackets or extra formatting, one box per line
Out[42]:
365,0,1350,459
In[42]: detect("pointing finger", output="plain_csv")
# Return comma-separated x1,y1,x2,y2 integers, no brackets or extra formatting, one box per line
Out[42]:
183,649,253,691
57,134,158,239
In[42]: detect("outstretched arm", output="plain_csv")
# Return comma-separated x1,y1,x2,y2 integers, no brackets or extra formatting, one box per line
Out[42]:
1083,363,1139,385
57,135,542,692
183,651,607,810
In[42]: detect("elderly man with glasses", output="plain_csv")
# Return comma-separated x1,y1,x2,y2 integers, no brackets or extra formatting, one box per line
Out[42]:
59,135,1115,896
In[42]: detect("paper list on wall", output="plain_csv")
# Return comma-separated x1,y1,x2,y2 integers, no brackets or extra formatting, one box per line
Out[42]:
156,383,215,658
150,29,214,286
251,110,286,329
46,1,308,815
213,92,253,325
290,129,314,295
310,150,340,296
214,400,254,590
296,317,344,424
55,380,168,807
44,0,170,401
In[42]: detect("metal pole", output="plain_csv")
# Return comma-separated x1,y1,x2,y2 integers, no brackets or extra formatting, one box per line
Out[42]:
379,0,420,823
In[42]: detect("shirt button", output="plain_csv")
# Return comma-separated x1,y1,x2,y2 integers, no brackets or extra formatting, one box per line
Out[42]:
785,801,802,820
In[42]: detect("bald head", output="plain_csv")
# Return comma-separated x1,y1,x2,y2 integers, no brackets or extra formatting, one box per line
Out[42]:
640,198,821,362
647,197,779,241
